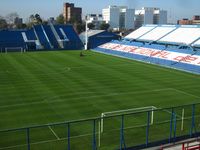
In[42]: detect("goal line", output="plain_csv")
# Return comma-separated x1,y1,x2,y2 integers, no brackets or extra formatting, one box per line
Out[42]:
100,106,157,133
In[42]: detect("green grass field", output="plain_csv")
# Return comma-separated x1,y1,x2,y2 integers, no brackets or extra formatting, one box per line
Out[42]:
0,50,200,150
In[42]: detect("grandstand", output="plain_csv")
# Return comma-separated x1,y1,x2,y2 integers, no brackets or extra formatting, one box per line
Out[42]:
125,25,157,40
0,24,83,51
94,24,200,74
0,30,26,52
138,25,177,42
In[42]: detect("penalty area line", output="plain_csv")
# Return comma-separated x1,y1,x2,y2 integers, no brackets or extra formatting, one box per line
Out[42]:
48,126,60,140
0,88,172,109
0,132,98,150
170,88,200,99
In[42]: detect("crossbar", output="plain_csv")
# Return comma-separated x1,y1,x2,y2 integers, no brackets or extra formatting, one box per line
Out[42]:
4,47,24,53
100,106,157,133
102,106,157,116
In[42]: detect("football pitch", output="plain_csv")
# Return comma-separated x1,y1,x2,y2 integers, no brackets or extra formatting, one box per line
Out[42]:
0,50,200,150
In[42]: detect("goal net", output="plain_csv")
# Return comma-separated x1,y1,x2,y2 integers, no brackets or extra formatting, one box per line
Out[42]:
3,47,24,53
100,106,157,133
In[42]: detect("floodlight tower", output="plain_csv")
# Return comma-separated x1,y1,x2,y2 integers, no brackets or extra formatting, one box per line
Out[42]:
85,20,89,50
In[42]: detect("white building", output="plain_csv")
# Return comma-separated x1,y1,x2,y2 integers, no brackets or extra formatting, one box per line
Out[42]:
85,14,104,29
102,6,135,30
154,9,168,24
135,7,167,29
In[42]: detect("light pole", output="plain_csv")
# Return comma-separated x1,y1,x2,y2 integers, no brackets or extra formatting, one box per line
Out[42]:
85,20,89,50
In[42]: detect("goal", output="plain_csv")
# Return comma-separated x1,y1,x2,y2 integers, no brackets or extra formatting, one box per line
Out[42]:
100,106,157,133
3,47,25,53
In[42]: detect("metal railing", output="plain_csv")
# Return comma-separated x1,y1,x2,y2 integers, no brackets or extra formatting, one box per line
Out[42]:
0,103,200,150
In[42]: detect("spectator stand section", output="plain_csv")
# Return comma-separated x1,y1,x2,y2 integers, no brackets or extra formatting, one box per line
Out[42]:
0,24,84,52
93,24,200,75
0,30,26,53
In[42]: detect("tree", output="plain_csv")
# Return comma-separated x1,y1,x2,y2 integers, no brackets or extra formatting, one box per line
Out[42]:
100,23,110,30
26,22,33,29
29,14,35,23
28,14,43,26
27,14,35,27
68,15,81,24
34,14,43,24
56,14,64,24
0,16,8,29
88,23,95,29
74,22,85,34
6,12,19,24
42,20,48,25
16,23,27,29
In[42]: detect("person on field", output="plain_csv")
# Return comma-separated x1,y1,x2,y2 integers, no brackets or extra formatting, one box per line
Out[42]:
80,51,84,57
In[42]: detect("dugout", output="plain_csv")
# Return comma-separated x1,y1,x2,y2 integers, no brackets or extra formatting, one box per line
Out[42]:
80,30,120,49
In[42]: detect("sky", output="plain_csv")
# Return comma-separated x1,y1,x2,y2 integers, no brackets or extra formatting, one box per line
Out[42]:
0,0,200,23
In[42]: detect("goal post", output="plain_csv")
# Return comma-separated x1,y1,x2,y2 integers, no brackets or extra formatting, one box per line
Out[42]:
4,47,24,53
100,106,157,133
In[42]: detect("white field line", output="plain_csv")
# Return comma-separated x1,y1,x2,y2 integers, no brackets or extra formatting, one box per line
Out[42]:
157,88,200,119
170,88,200,99
162,109,182,119
0,88,172,109
43,98,66,121
0,91,97,109
104,114,200,133
3,87,196,110
48,126,60,140
0,132,94,150
0,63,136,76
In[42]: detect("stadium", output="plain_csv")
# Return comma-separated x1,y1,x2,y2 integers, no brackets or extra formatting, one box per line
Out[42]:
1,2,200,150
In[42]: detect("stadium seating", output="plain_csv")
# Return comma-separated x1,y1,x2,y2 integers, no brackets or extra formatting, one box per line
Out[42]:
42,25,59,49
0,24,83,51
0,30,26,50
94,24,200,74
138,25,177,42
24,29,37,41
192,38,200,48
94,42,200,74
125,25,200,46
125,25,157,39
158,25,200,45
34,25,52,49
54,25,83,50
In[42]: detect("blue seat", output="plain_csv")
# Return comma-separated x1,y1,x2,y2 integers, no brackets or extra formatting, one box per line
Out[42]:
54,25,83,49
42,25,59,49
34,25,51,49
0,30,25,50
